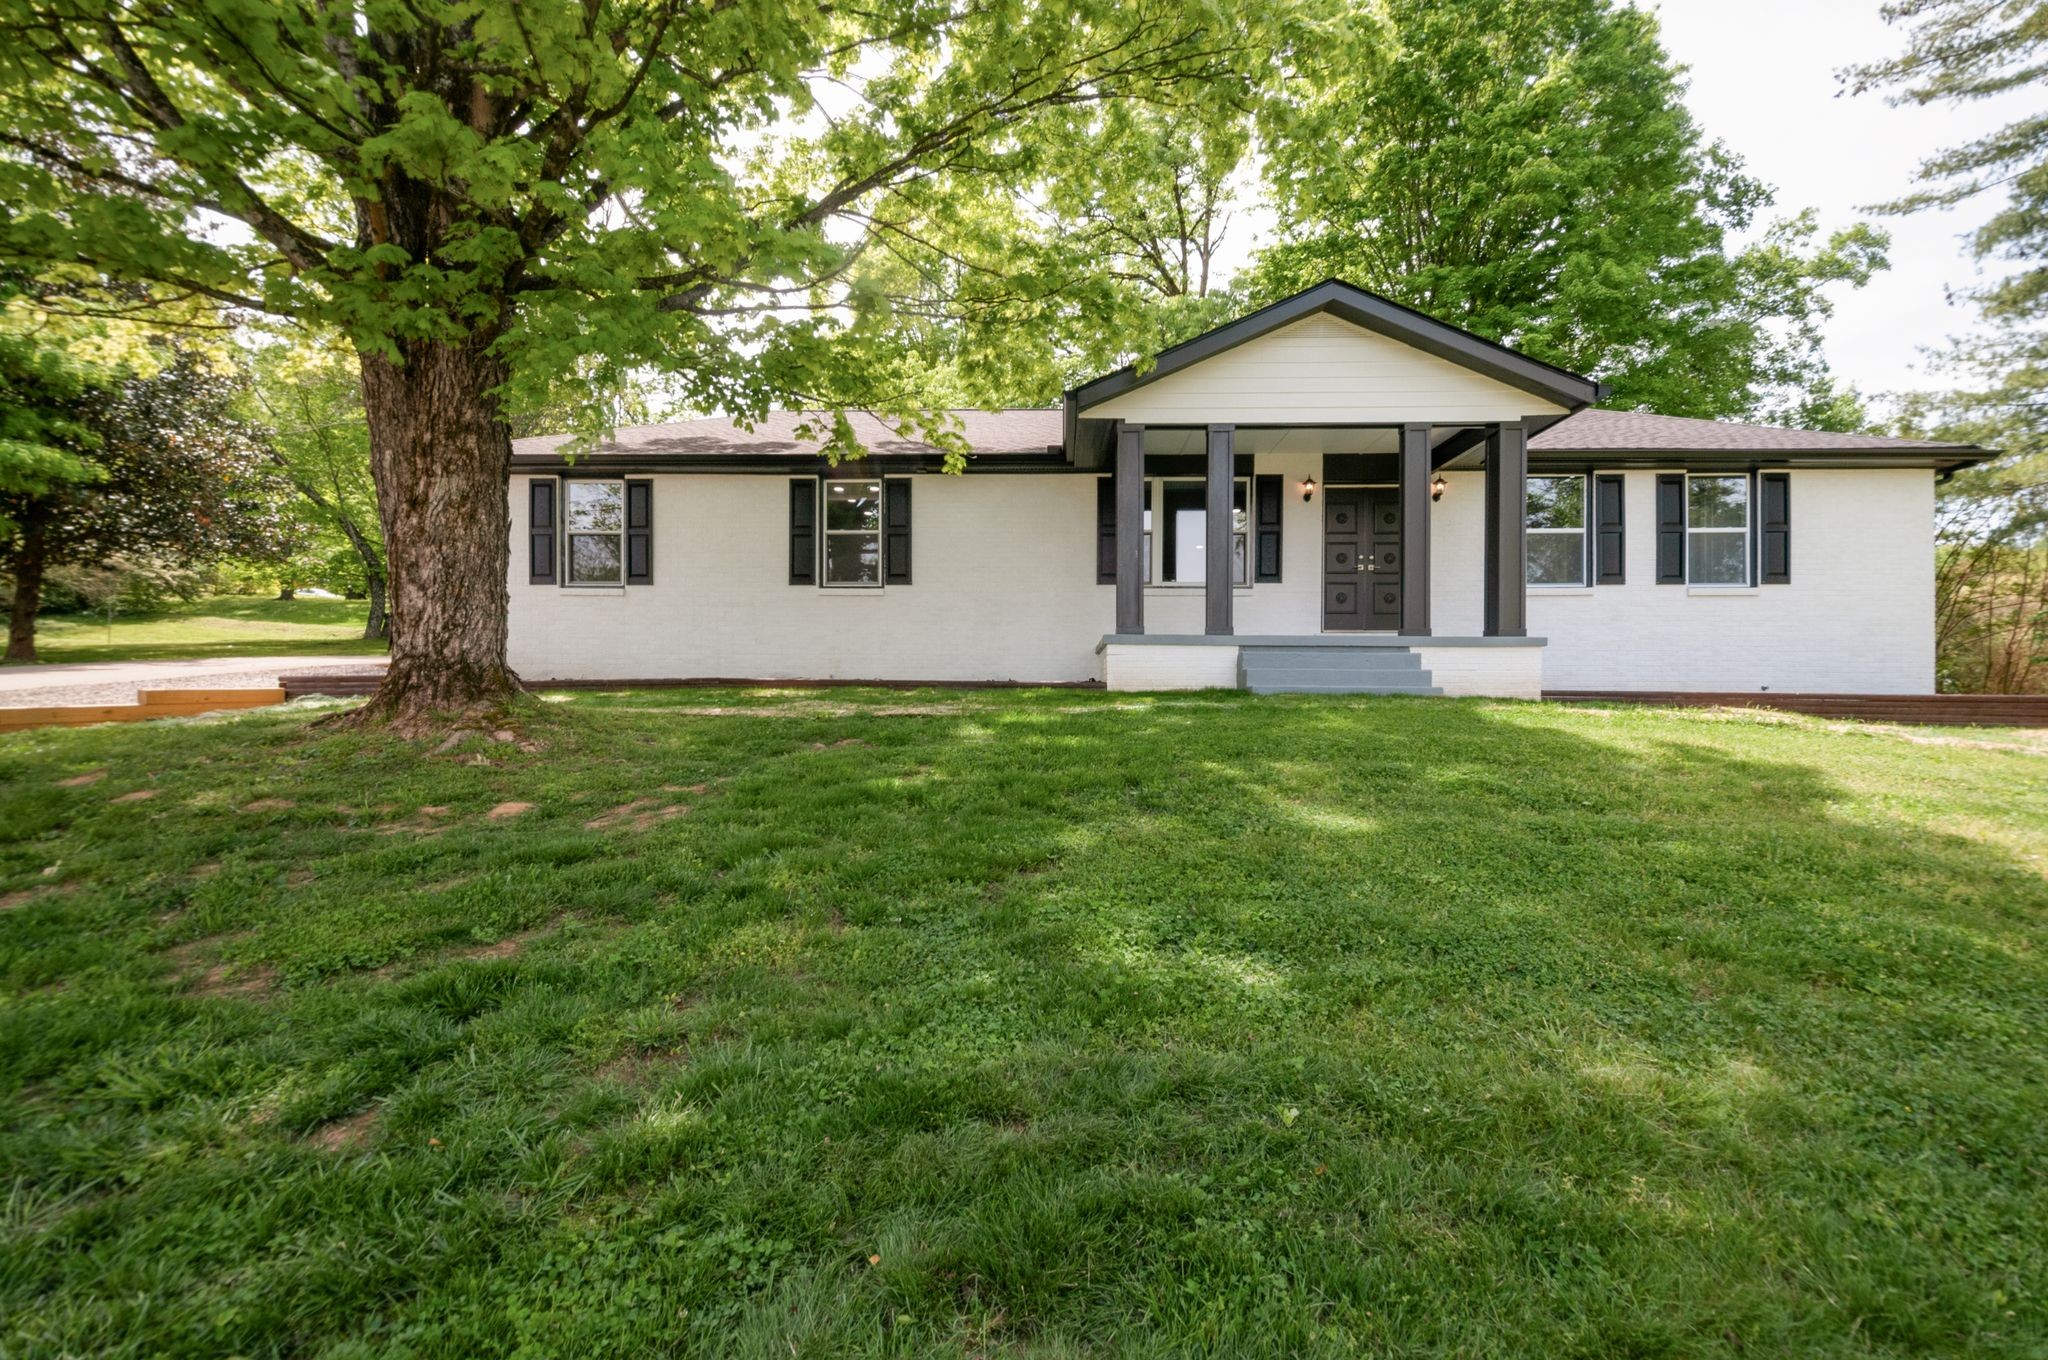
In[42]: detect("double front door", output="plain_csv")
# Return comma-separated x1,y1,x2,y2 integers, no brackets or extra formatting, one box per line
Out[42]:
1323,489,1401,631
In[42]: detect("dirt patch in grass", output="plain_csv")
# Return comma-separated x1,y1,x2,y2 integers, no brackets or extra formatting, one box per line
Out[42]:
810,737,872,751
458,935,529,962
190,960,278,999
55,770,106,788
487,801,535,821
165,935,275,999
308,1107,379,1152
189,861,221,879
585,798,688,832
241,798,295,813
596,1047,690,1085
110,789,157,804
379,805,451,836
1,884,75,912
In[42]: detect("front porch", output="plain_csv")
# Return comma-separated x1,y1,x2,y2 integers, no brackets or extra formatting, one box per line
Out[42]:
1096,633,1548,697
1064,282,1607,695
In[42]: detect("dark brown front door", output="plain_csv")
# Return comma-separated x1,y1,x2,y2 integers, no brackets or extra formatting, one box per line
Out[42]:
1323,489,1401,631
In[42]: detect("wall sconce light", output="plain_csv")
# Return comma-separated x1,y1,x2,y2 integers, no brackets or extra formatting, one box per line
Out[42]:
1300,477,1318,502
1430,475,1448,503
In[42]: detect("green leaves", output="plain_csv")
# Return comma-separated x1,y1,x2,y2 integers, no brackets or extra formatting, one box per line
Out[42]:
1242,0,1884,424
0,0,1285,449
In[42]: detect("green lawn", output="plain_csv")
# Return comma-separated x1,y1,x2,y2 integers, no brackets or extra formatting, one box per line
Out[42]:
1,691,2042,1358
22,595,386,663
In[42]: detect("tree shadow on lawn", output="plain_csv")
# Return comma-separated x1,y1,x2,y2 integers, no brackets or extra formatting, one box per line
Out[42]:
0,695,2041,1358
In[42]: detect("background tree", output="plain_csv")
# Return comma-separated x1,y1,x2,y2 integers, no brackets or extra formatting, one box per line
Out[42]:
1849,0,2048,691
1243,0,1887,422
0,0,1283,731
247,339,390,640
1,344,295,662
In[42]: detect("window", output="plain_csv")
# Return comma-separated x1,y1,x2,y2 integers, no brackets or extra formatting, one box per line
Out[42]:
823,479,883,585
1687,474,1749,585
1525,475,1587,586
1157,478,1249,585
564,480,625,584
1141,483,1154,584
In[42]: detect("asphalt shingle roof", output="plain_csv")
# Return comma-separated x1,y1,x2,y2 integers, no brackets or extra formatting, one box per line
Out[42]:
508,406,1980,461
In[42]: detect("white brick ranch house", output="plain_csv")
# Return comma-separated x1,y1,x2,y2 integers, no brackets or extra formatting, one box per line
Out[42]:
506,281,1987,697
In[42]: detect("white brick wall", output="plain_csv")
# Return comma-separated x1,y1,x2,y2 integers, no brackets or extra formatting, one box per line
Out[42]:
1529,468,1936,693
1101,644,1240,691
508,463,1937,693
510,472,1110,682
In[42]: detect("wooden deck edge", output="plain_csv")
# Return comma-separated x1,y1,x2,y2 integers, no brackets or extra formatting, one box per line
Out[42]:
1544,690,2048,728
0,688,286,733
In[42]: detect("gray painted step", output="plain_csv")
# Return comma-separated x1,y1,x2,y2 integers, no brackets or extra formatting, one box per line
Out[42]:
1242,668,1440,691
1237,643,1440,695
1241,646,1422,671
1245,682,1446,696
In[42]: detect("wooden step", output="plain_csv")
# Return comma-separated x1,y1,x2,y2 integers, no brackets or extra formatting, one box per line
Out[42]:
1544,691,2048,728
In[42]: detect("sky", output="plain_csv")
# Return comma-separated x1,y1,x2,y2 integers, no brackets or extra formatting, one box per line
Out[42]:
1648,0,2027,404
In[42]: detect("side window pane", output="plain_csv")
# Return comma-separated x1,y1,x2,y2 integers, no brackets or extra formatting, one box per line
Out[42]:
825,481,881,530
1526,476,1585,530
1689,476,1747,529
570,534,623,583
1527,535,1584,585
1173,505,1206,582
1688,534,1746,585
567,481,624,532
825,533,881,584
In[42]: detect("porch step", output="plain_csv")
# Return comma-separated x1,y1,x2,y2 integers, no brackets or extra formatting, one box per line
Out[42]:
1238,645,1441,696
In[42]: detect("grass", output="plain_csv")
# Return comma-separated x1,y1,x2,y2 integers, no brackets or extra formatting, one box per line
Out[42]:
0,689,2042,1358
21,595,386,663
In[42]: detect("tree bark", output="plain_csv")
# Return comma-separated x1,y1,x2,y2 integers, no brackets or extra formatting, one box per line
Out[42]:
350,334,520,732
4,519,45,665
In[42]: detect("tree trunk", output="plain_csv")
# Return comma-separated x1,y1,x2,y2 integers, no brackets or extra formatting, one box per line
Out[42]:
4,520,44,665
277,585,297,600
363,570,390,641
350,334,519,733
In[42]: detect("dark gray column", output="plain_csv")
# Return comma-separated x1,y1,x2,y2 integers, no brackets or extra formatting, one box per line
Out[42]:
1205,424,1235,636
1398,423,1431,636
1483,422,1528,637
1115,421,1145,635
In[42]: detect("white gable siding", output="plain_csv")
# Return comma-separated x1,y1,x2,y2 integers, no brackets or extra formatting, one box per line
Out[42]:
1078,315,1567,425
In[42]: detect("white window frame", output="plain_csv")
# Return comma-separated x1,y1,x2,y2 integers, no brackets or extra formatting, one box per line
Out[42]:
821,478,885,588
563,478,626,586
1686,473,1751,587
1151,476,1251,587
1525,473,1588,588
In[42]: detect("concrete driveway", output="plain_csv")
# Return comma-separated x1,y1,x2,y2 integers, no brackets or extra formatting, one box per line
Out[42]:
0,656,386,708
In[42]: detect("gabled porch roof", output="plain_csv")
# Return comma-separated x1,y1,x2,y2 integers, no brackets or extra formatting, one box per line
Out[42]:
1062,279,1609,467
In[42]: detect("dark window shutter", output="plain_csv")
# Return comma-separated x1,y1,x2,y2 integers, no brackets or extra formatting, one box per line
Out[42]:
884,478,912,585
528,479,557,584
624,479,653,585
789,478,816,585
1096,477,1117,584
1760,472,1789,584
1655,473,1685,584
1593,473,1625,585
1254,474,1283,582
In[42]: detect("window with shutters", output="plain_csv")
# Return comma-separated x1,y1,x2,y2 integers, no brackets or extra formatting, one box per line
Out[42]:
822,479,883,586
1525,475,1587,586
1687,474,1750,585
1155,478,1248,585
564,479,626,584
